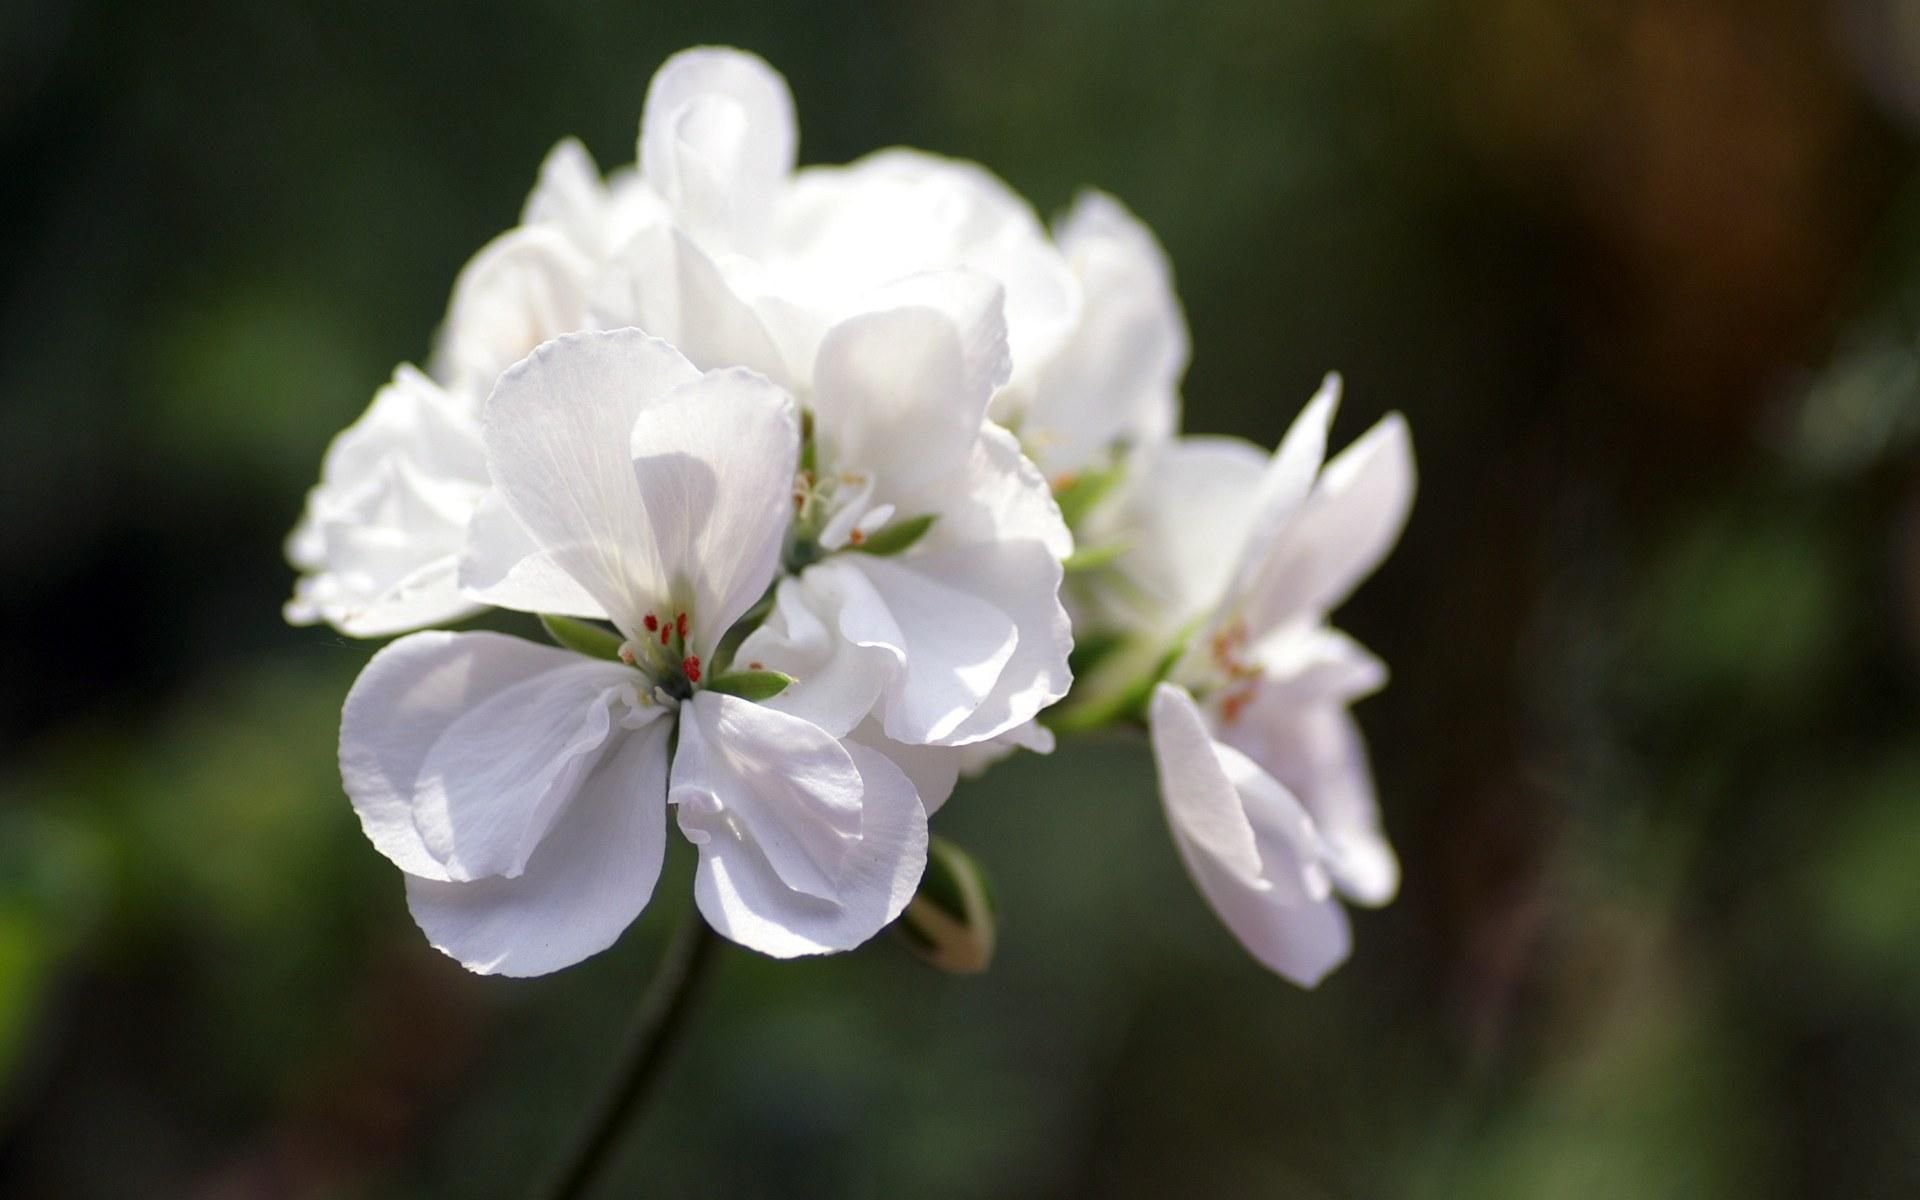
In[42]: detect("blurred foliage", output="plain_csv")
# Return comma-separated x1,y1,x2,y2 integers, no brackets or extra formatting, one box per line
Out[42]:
4,0,1920,1196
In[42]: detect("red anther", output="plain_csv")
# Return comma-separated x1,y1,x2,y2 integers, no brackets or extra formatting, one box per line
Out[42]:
643,613,659,632
682,655,702,683
676,612,689,638
1219,686,1254,727
659,625,671,646
848,528,866,546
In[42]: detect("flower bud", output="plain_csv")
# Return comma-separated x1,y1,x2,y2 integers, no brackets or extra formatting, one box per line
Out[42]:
896,836,996,973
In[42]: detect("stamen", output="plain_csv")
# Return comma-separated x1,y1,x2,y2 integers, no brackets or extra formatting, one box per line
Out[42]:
617,640,639,666
848,528,865,546
659,625,670,646
1219,685,1255,726
676,612,689,639
682,655,702,683
643,613,659,632
748,661,763,671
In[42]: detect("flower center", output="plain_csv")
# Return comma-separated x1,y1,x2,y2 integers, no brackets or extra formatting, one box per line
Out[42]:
785,466,900,567
1201,617,1263,727
617,608,702,703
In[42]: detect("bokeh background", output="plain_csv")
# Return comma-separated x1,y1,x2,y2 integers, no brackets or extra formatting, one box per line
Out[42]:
5,1,1920,1196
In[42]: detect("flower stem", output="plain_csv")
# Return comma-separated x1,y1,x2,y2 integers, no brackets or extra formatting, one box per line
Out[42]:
540,911,720,1200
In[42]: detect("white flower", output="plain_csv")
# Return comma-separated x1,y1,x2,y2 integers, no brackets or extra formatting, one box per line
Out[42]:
518,137,668,263
721,273,1075,748
1130,379,1415,984
343,329,927,973
589,48,1080,398
996,190,1188,482
287,220,611,636
284,365,488,636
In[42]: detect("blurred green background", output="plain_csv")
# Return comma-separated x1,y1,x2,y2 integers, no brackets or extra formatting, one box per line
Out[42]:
5,0,1920,1196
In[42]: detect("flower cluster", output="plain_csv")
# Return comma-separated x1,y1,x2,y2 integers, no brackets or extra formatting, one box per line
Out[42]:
289,47,1415,984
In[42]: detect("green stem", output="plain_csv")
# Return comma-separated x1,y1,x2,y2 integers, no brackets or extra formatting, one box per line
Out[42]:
540,912,720,1200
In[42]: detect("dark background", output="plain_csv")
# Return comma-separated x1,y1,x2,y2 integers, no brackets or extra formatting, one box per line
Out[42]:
5,1,1920,1196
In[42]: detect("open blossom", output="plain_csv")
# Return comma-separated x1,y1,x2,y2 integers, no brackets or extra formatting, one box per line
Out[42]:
591,47,1079,395
287,48,1090,657
1118,378,1415,984
285,226,599,635
997,190,1188,482
597,47,1186,492
718,273,1074,748
284,365,486,636
288,39,1421,990
342,329,928,973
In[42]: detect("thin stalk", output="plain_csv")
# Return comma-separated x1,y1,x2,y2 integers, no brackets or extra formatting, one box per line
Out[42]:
540,912,720,1200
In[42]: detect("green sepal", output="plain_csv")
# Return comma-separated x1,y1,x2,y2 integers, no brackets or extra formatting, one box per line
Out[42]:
896,836,997,974
1052,459,1126,529
1062,540,1129,573
704,669,796,701
1043,619,1199,734
849,513,937,557
540,614,624,661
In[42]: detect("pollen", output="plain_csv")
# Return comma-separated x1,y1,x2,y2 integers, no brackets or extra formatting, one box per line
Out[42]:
748,661,763,671
659,625,671,646
643,614,659,632
848,528,866,546
1219,685,1255,726
682,655,702,683
676,612,689,638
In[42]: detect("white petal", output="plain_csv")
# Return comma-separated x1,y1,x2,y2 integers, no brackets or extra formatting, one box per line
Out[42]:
775,149,1078,388
732,565,898,737
848,269,1012,396
1014,191,1187,476
1246,624,1388,706
1237,412,1417,636
1148,683,1263,882
589,224,791,382
888,539,1073,745
684,718,928,958
672,692,863,903
411,655,649,882
434,226,594,399
521,137,670,260
626,369,798,658
639,47,796,246
457,488,609,619
1227,703,1398,907
520,138,609,251
1250,375,1341,537
405,718,672,977
811,281,1008,493
340,631,637,880
481,329,701,630
895,422,1074,562
1217,374,1338,614
845,554,1018,745
286,365,489,636
847,721,962,816
1149,684,1350,986
951,719,1056,781
1075,435,1270,633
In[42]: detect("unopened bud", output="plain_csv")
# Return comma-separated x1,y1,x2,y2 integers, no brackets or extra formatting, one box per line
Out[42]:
896,836,996,974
